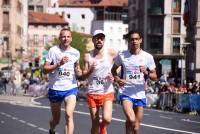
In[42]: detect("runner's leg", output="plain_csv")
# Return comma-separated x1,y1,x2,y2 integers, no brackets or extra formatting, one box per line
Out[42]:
122,100,135,134
133,106,144,134
64,95,76,134
100,100,113,134
49,102,62,132
89,107,100,134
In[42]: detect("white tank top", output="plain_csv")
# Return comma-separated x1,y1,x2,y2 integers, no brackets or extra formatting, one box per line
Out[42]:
87,50,114,94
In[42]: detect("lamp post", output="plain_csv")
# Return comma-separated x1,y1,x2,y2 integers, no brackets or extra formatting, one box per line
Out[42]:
181,42,191,85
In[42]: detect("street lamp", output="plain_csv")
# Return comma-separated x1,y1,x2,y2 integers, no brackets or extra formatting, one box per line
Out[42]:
181,42,191,85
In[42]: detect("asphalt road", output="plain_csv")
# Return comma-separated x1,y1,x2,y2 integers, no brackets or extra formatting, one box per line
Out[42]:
0,97,200,134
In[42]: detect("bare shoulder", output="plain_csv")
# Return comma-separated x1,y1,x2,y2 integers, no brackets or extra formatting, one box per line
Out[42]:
107,48,118,58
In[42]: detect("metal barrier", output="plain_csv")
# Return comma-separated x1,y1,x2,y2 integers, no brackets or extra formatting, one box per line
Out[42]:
157,93,200,113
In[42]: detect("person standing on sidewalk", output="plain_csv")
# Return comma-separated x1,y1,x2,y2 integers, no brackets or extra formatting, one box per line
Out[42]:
43,28,82,134
82,30,117,134
111,31,157,134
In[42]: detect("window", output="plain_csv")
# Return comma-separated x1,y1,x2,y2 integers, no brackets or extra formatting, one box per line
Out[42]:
28,5,34,11
67,14,71,19
36,5,43,12
81,14,85,19
148,36,163,54
172,0,181,13
172,17,181,34
2,0,10,6
34,34,39,44
3,12,9,31
81,27,85,32
172,37,180,53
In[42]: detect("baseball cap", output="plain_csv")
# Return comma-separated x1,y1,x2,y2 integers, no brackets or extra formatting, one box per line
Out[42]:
93,30,105,37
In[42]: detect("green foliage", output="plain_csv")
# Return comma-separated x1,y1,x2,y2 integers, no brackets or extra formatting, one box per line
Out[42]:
45,32,88,68
71,32,88,68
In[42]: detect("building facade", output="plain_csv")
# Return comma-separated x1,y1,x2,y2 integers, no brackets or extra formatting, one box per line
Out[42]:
28,11,68,65
0,0,28,67
128,0,187,83
184,0,200,82
47,0,128,52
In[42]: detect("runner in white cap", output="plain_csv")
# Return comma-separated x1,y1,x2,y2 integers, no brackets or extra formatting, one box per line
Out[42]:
82,29,117,134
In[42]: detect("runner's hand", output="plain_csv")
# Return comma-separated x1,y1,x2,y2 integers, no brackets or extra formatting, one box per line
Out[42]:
105,73,114,81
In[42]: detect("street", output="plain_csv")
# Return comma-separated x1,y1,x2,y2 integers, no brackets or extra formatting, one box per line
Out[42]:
0,97,200,134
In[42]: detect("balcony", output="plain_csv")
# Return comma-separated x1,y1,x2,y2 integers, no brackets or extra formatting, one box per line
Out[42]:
148,7,164,16
1,4,11,11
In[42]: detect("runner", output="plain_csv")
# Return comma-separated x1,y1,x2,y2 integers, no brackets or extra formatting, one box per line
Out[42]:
82,30,117,134
111,31,157,134
43,28,82,134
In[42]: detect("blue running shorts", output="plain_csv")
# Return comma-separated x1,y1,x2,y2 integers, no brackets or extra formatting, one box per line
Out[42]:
119,94,147,108
48,88,78,103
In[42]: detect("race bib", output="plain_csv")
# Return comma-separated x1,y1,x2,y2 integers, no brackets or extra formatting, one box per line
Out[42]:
126,66,143,84
58,68,73,80
91,76,106,89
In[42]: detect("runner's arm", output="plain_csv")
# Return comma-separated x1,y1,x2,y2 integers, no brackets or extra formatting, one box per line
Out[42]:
111,64,126,87
43,61,60,74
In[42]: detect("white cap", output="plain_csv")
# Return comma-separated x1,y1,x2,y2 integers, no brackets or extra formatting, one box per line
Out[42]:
93,30,105,37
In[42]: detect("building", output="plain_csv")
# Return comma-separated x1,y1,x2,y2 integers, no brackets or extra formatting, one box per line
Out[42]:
0,0,28,68
184,0,200,82
128,0,187,82
28,11,68,64
47,0,128,52
28,0,57,13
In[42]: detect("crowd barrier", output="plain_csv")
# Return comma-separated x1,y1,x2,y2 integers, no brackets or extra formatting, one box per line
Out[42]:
157,93,200,113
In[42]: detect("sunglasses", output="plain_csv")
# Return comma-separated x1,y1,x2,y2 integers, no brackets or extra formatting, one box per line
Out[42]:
94,36,105,40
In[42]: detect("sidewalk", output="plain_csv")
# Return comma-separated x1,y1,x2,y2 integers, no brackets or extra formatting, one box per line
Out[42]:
0,94,40,106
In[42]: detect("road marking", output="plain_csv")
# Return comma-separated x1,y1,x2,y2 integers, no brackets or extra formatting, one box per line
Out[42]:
160,116,172,119
26,105,200,134
38,127,49,132
19,119,26,123
0,111,51,133
181,119,200,124
27,123,37,128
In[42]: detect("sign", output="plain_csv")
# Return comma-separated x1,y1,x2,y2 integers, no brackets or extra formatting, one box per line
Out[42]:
159,59,171,65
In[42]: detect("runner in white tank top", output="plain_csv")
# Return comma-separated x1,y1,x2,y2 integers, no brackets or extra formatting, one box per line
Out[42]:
82,30,117,134
87,49,114,94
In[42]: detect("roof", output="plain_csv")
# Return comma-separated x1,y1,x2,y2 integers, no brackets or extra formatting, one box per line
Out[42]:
29,12,68,25
58,0,128,7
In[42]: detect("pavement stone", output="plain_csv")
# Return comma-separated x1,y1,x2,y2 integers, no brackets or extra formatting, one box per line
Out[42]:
0,94,41,106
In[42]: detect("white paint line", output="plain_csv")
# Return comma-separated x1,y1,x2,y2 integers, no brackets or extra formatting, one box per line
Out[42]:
27,123,37,128
181,119,200,124
160,116,172,120
5,114,11,117
140,123,200,134
12,117,18,120
19,119,26,123
37,127,49,132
